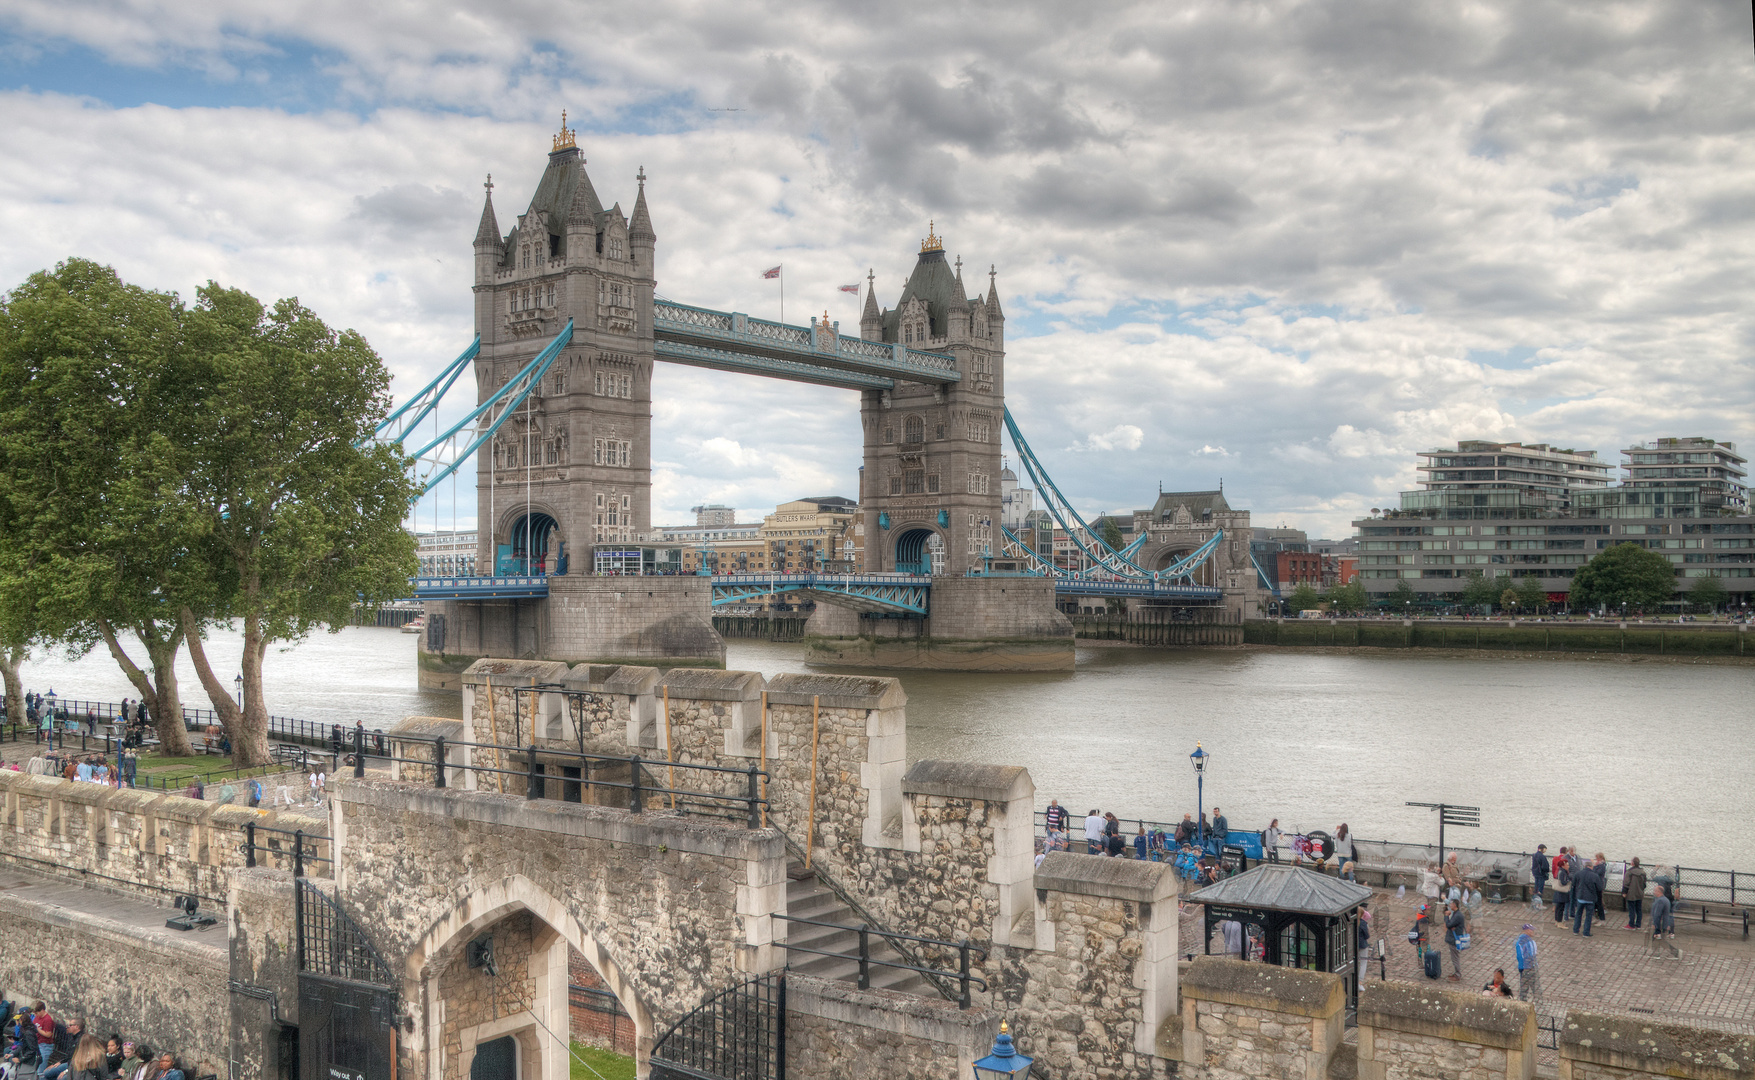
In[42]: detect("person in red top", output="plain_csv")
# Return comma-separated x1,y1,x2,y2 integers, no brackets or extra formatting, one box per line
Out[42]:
31,1002,55,1068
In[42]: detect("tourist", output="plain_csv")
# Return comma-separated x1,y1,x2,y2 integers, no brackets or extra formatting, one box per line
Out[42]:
1482,969,1513,998
1219,917,1243,958
1552,847,1572,924
1133,824,1148,860
1650,886,1675,940
1210,807,1229,847
1623,858,1648,930
1571,854,1603,936
30,1003,57,1073
155,1051,186,1080
1084,809,1104,855
1529,845,1549,907
66,1034,106,1080
1264,819,1282,863
1334,823,1356,870
1420,864,1443,911
1515,924,1541,1003
1175,814,1195,846
1044,798,1068,837
1441,853,1464,902
38,1014,83,1080
122,1043,155,1080
1104,814,1124,857
1341,860,1357,883
105,1036,127,1077
1443,899,1466,981
1411,903,1431,958
1591,853,1609,921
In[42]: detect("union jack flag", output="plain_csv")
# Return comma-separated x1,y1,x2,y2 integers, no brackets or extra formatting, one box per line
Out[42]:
762,266,782,279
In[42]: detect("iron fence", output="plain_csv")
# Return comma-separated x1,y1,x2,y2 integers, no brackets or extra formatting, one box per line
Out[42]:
649,972,785,1080
0,697,392,758
388,735,770,827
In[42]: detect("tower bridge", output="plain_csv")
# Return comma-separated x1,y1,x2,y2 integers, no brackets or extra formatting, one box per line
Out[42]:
409,116,1261,685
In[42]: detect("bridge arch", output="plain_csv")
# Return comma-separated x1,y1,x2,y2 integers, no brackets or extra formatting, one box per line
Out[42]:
1141,539,1219,587
893,526,944,575
494,501,566,574
407,873,654,1080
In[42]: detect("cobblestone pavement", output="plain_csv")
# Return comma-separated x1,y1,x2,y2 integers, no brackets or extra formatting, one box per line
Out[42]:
1181,885,1755,1036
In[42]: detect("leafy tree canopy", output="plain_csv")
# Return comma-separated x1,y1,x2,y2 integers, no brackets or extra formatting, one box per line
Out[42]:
1570,543,1677,611
1688,574,1728,613
1285,583,1321,613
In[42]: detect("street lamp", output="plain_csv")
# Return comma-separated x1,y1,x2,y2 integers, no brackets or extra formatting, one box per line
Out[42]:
43,690,57,748
972,1022,1033,1080
1190,743,1210,847
234,673,243,710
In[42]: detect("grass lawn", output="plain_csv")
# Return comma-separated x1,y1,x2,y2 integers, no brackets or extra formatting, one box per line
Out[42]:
136,752,289,780
568,1042,636,1080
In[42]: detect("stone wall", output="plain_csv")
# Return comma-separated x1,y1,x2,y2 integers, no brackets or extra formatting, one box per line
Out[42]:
228,867,299,1080
0,769,326,903
1008,853,1180,1080
785,973,996,1080
1175,958,1345,1080
330,775,787,1079
1356,981,1537,1080
0,888,230,1069
1558,1010,1755,1080
803,576,1075,671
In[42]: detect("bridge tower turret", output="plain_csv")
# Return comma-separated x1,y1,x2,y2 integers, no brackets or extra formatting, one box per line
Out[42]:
469,112,656,582
858,223,1005,576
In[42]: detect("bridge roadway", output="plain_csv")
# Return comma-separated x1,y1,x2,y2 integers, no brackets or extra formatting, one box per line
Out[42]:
409,571,1223,614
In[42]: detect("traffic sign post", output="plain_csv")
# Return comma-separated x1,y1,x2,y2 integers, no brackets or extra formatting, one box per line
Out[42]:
1406,802,1480,863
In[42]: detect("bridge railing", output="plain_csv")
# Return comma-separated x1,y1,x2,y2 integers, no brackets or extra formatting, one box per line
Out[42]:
386,735,771,828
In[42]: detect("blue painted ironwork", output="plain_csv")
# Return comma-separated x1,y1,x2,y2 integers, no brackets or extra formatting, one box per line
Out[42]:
710,573,930,615
362,336,479,448
653,300,961,384
411,575,550,599
1052,577,1223,601
653,339,894,391
1250,550,1280,598
1003,408,1161,578
391,321,573,496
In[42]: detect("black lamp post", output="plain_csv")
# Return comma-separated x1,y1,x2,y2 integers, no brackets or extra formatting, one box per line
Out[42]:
1190,743,1210,847
234,673,243,710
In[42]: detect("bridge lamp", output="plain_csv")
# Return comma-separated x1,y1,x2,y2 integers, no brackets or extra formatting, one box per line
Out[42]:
972,1022,1033,1080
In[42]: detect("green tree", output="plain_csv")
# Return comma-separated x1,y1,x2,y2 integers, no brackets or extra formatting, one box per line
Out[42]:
1500,587,1520,614
1688,574,1729,614
1570,543,1677,613
1457,571,1499,610
1388,578,1417,612
177,285,419,764
1285,583,1321,613
1326,580,1368,613
1099,518,1125,553
0,260,200,752
1515,575,1548,615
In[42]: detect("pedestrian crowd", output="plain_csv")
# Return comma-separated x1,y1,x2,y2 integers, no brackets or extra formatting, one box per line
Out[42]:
0,1001,215,1080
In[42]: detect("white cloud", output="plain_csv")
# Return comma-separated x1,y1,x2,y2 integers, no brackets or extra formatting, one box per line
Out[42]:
0,1,1751,538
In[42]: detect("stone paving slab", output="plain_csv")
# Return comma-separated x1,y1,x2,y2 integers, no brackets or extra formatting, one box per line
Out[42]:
0,871,225,953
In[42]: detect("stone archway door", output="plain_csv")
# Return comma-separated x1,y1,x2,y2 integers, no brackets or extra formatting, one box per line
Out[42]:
470,1036,517,1080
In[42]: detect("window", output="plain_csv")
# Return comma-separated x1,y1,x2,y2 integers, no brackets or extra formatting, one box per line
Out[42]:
593,439,632,467
927,474,940,494
889,476,902,495
904,416,924,444
598,280,606,306
903,326,912,344
968,472,989,495
547,441,559,465
522,246,530,269
595,493,605,510
505,442,517,468
609,238,624,260
968,419,992,443
621,373,632,398
905,470,924,494
549,372,566,395
545,284,554,307
882,425,895,444
935,421,945,440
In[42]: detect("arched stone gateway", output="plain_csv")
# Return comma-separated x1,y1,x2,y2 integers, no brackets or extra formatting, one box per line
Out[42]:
406,875,653,1080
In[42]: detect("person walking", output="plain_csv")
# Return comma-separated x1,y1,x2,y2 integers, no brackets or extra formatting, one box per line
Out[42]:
1515,924,1541,1004
1650,885,1675,942
1529,845,1549,908
1264,819,1283,863
1623,858,1648,931
1572,854,1603,936
1443,899,1466,981
1083,809,1104,855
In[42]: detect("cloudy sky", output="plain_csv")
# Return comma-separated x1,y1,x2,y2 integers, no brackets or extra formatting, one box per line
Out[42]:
3,0,1752,539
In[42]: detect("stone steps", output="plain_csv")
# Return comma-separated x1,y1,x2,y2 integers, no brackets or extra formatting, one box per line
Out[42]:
782,864,934,998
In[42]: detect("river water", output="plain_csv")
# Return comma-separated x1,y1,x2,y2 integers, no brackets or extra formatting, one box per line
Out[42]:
15,627,1753,869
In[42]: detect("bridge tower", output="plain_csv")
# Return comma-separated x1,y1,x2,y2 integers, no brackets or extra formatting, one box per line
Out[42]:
470,113,655,576
857,225,1006,575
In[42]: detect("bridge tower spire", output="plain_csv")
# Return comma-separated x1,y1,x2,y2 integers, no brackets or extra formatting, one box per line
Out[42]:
860,268,881,339
473,175,502,285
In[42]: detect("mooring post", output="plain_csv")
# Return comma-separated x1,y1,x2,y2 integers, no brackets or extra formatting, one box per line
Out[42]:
434,736,447,788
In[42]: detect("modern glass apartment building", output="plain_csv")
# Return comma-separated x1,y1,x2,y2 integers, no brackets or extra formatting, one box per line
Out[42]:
1355,438,1753,604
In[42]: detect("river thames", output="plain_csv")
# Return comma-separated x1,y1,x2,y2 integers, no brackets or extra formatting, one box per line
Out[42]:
15,625,1753,869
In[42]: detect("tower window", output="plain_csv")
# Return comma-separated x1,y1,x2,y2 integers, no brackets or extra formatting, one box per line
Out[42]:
904,416,924,444
889,476,902,495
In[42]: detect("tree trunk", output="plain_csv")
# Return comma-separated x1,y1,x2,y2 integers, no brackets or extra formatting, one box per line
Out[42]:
236,610,273,766
97,618,194,756
0,644,24,736
182,609,244,758
138,622,188,755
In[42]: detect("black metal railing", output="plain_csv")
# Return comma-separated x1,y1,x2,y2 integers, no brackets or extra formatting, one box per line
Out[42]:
773,915,989,1008
388,735,770,827
297,878,393,985
649,972,785,1080
4,697,393,759
242,823,333,876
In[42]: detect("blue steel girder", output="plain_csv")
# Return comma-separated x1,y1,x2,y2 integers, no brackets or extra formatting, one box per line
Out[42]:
1053,578,1224,601
710,573,930,616
653,301,962,385
653,340,894,391
411,575,550,599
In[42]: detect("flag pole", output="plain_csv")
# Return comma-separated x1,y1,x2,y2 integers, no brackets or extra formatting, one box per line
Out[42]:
780,266,785,324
